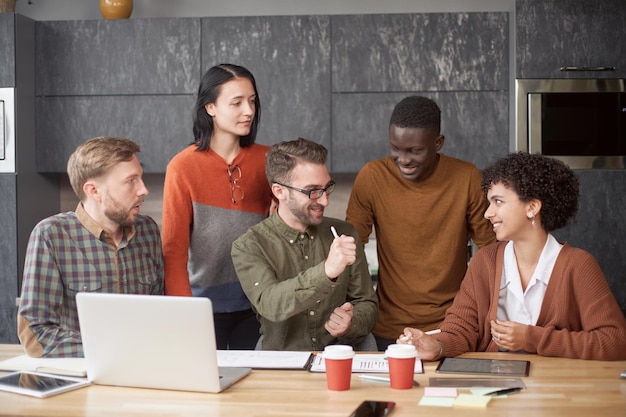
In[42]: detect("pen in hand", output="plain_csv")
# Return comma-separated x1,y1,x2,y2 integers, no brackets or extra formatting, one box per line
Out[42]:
331,226,339,239
398,329,441,343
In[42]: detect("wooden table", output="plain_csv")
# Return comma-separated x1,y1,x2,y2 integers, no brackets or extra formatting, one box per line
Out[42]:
0,344,624,416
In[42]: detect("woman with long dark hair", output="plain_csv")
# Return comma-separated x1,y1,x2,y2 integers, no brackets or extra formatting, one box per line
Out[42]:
162,64,273,349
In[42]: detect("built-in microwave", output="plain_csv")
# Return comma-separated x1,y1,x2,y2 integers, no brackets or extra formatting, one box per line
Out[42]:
516,79,626,169
0,87,16,174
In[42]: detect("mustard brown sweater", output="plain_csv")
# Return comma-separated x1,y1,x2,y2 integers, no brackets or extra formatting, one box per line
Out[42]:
347,154,496,339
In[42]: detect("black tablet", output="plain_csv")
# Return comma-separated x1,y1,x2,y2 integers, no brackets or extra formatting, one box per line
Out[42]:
0,371,90,398
435,357,530,377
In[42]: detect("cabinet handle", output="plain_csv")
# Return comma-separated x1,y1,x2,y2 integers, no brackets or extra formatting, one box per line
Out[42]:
560,66,616,72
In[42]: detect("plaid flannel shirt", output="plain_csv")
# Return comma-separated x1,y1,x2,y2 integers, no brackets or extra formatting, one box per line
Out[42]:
17,204,164,357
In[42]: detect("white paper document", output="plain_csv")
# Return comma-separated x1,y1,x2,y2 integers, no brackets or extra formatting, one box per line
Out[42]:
309,353,424,373
216,350,313,370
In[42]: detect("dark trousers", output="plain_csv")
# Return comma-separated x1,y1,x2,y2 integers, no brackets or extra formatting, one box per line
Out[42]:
374,336,397,352
213,309,260,350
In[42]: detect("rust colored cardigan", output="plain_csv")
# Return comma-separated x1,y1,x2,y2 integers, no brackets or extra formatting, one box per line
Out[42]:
437,241,626,361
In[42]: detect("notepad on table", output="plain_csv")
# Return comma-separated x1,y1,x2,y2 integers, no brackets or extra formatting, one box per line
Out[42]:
0,354,87,378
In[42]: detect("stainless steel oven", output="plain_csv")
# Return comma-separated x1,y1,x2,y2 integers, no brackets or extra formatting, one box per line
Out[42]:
516,79,626,169
0,87,16,174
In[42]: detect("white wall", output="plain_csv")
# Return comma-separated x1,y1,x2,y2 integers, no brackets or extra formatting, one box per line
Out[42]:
16,0,514,20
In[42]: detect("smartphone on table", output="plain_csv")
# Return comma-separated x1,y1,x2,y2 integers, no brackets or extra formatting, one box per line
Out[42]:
348,400,396,417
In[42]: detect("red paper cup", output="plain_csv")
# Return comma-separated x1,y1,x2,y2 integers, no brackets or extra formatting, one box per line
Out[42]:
385,344,417,389
322,345,355,391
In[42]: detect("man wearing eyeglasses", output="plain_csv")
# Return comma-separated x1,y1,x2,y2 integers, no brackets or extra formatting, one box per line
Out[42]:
232,138,378,351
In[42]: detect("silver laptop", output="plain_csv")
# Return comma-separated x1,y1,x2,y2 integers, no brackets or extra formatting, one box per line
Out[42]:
76,292,250,393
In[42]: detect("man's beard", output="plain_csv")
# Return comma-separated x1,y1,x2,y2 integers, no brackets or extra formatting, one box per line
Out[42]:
286,199,324,228
104,196,141,227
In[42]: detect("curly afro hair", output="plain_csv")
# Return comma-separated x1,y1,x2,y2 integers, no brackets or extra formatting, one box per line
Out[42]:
481,152,579,232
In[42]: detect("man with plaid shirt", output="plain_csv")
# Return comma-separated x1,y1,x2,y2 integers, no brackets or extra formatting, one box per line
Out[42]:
17,137,164,357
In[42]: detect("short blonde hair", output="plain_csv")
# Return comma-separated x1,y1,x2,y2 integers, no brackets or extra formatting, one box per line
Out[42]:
67,136,141,201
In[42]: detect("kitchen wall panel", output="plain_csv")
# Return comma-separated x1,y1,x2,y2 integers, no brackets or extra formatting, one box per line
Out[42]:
332,91,509,172
0,14,57,344
36,95,195,172
332,13,509,92
0,175,18,309
0,14,15,86
200,16,332,150
36,18,201,95
35,13,508,173
553,170,626,312
35,17,202,173
0,14,19,342
330,12,509,172
515,1,626,313
0,307,18,343
516,0,626,79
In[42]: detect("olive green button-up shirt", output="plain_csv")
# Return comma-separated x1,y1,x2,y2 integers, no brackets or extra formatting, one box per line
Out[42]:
232,212,378,351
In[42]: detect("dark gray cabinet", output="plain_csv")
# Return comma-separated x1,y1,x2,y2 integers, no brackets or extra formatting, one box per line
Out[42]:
330,13,510,172
0,14,59,343
553,170,626,313
516,0,626,79
516,0,626,313
0,175,18,342
35,18,201,173
34,13,510,174
0,14,15,86
200,15,332,158
36,94,195,173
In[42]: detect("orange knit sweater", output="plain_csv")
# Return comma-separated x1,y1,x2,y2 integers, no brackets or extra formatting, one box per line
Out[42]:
162,144,273,310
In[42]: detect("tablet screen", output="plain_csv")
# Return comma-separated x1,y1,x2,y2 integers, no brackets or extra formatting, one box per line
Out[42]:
0,371,90,398
435,357,530,377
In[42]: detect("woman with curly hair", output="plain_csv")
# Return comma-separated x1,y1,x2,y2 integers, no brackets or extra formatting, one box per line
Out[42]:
397,152,626,360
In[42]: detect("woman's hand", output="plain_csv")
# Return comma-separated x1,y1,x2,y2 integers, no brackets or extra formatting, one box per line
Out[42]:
490,319,528,351
396,327,442,361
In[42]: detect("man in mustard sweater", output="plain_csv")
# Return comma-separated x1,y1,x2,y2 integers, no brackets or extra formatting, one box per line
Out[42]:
346,96,496,351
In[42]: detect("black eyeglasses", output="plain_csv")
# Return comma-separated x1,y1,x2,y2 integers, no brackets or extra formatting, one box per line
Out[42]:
228,164,244,204
273,180,335,200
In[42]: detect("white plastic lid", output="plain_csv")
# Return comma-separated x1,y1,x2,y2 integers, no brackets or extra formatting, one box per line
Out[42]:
322,344,355,360
385,343,418,358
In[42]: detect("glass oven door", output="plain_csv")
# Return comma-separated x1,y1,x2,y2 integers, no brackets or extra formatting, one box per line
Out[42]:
530,92,626,156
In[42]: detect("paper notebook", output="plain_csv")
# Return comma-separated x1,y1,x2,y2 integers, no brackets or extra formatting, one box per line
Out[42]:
0,355,86,378
0,350,315,377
